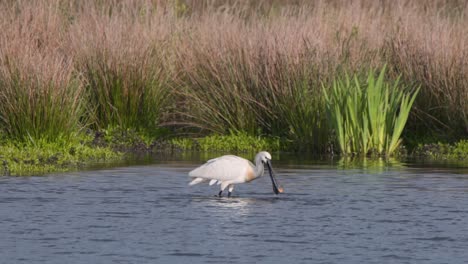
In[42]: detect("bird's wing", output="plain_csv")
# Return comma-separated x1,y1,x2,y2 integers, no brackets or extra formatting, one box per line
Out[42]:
189,155,251,182
209,179,217,185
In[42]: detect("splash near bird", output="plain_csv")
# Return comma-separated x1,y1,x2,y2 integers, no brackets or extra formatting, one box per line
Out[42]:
188,151,284,197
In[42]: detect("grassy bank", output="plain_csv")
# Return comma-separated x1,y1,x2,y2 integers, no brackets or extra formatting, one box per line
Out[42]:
413,140,468,161
0,135,121,176
1,1,467,174
1,131,467,176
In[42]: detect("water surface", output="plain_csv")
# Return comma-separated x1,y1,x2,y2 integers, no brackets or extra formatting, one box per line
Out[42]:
1,156,468,263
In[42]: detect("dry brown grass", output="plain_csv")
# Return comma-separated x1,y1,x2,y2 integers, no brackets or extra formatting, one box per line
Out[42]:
0,1,84,141
0,0,466,143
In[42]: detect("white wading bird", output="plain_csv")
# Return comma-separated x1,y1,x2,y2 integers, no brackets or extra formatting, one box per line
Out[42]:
188,151,283,197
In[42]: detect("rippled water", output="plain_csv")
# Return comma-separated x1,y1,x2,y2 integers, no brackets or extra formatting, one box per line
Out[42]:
1,157,468,263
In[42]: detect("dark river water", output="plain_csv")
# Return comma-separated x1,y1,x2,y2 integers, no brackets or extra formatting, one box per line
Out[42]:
1,154,468,264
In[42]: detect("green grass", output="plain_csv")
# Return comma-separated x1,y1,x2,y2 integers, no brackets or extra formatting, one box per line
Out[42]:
0,135,121,176
413,140,468,160
177,46,330,152
176,50,263,135
324,66,419,156
82,53,172,133
171,131,282,152
0,66,85,143
269,63,330,152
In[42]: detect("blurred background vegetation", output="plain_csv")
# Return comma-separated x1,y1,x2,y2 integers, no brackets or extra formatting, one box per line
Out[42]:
0,0,466,158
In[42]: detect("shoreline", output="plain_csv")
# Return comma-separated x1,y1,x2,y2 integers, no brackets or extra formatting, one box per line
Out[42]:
2,132,467,176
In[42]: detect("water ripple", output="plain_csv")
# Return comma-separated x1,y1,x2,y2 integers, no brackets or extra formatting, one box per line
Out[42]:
0,164,467,263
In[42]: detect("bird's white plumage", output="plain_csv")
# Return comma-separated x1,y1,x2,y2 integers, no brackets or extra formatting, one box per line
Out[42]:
209,179,217,185
188,151,275,196
189,155,254,184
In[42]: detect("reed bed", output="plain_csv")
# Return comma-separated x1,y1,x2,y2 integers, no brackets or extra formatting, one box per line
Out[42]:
0,3,85,142
0,0,466,153
68,5,173,133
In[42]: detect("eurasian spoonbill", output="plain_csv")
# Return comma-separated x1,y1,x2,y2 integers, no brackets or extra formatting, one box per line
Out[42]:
188,151,283,197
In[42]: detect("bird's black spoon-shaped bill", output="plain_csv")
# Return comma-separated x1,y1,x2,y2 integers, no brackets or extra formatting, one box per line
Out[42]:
266,161,284,194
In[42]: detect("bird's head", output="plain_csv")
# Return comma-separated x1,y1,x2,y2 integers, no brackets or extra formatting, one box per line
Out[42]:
256,151,284,195
257,151,272,164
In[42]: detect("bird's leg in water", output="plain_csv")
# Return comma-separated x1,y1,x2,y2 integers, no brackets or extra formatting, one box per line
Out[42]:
217,190,223,197
228,185,234,198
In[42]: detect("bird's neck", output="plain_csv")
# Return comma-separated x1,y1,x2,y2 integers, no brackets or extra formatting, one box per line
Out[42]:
255,162,265,178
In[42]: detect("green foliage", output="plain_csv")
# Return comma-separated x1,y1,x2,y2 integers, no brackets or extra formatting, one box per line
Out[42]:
102,127,155,147
413,140,468,160
178,48,330,152
82,54,171,133
273,65,329,152
324,66,420,156
453,140,468,158
173,0,189,17
0,136,121,176
197,133,280,152
1,1,467,158
171,131,282,152
177,53,262,135
0,67,85,143
171,138,195,150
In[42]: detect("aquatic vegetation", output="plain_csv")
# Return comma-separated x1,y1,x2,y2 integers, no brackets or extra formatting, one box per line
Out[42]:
0,137,121,176
413,140,468,160
172,132,282,153
324,67,419,156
